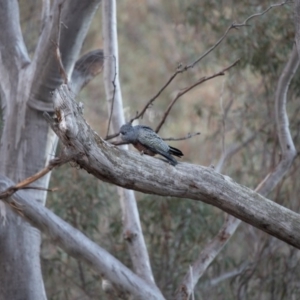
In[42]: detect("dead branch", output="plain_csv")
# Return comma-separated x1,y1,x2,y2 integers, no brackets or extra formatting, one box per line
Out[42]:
53,3,68,85
155,59,240,133
0,156,69,200
190,0,291,68
105,131,120,141
162,132,201,141
129,69,184,123
106,55,117,138
129,1,290,124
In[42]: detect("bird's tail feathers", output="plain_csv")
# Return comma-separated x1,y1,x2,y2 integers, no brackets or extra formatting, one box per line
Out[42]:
157,151,178,166
169,146,183,157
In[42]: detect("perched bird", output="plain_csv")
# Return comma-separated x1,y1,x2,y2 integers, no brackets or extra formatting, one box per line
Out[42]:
119,123,183,166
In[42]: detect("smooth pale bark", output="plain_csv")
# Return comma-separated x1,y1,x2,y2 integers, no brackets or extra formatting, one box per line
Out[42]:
102,0,156,288
0,0,102,298
0,176,165,300
45,85,300,250
295,0,300,57
30,0,101,111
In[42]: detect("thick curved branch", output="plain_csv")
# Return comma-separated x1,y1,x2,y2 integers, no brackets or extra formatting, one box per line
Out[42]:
45,85,300,250
29,0,101,111
174,43,299,300
0,176,165,300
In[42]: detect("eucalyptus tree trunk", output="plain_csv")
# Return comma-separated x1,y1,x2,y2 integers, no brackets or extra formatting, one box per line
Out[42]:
0,0,102,299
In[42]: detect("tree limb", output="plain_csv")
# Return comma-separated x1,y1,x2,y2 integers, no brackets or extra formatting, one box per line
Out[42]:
0,0,30,109
0,176,165,300
0,0,30,69
174,41,298,300
155,59,240,133
129,1,290,123
162,132,201,141
29,0,101,111
0,157,69,200
44,85,300,249
257,44,298,195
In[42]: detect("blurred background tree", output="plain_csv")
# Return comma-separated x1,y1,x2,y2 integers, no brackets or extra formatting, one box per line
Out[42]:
19,0,300,299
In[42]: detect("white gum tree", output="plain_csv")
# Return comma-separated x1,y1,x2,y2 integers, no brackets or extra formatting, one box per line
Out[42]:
0,0,299,299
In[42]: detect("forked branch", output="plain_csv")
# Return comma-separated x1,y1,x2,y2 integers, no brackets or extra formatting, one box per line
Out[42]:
155,59,240,133
129,0,290,124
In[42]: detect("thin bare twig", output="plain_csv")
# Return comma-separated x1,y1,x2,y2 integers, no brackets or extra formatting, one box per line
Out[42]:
53,3,68,84
155,59,240,133
129,0,291,124
105,132,120,141
106,55,117,138
0,157,68,200
129,69,184,123
234,0,292,27
189,0,291,67
162,132,201,141
219,79,226,157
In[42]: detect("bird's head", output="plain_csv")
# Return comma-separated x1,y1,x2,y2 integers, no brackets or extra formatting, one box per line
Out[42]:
119,123,136,143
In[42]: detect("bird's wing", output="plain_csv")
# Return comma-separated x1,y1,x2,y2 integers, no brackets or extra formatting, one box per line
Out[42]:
138,125,154,131
136,126,170,154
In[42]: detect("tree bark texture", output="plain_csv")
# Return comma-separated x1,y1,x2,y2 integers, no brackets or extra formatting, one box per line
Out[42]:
0,1,101,298
46,85,300,250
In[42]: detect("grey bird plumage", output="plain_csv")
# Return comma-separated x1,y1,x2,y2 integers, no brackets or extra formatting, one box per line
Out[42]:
120,123,183,166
